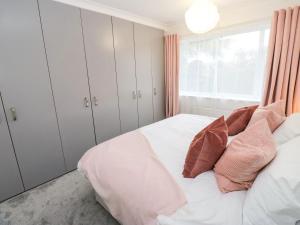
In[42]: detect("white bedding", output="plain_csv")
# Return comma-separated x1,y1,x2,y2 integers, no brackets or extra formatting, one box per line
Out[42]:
140,114,246,225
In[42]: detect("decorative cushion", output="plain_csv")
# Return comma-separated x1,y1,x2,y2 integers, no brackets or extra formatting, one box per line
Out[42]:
243,136,300,225
273,113,300,146
214,119,276,192
226,105,259,136
183,116,228,178
214,173,251,193
247,100,286,132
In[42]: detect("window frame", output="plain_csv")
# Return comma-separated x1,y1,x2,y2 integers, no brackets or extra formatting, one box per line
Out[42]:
179,20,271,102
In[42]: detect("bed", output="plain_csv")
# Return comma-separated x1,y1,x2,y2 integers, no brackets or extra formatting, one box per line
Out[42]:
78,113,300,225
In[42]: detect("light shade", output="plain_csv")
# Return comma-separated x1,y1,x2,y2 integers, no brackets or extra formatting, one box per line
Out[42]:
185,0,220,34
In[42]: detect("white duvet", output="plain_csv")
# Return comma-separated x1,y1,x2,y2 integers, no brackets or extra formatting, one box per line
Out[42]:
140,114,246,225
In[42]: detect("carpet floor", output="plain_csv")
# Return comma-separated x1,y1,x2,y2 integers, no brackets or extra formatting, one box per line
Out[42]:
0,171,120,225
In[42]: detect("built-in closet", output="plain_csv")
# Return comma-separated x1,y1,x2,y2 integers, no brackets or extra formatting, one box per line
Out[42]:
151,29,166,122
134,24,157,127
0,0,66,192
38,0,97,171
112,18,139,133
0,95,24,202
0,0,165,201
81,10,121,145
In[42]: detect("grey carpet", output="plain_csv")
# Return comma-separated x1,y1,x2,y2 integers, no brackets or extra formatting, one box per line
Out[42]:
0,171,120,225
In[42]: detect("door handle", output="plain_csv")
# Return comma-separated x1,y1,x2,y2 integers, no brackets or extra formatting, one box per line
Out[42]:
138,90,142,98
84,97,89,108
93,96,98,106
132,91,137,100
10,107,17,121
153,88,157,96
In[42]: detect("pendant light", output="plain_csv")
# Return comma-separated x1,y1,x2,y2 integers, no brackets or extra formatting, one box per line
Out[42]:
185,0,220,34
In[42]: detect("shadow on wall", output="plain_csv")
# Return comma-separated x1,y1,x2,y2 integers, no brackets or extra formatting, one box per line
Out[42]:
179,95,260,117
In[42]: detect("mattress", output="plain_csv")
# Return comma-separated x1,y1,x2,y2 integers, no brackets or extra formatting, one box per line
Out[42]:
94,114,246,225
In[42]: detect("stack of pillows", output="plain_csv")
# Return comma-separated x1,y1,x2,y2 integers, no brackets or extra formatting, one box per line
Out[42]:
183,100,286,193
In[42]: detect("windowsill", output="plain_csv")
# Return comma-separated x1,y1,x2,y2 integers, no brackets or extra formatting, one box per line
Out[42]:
179,92,261,103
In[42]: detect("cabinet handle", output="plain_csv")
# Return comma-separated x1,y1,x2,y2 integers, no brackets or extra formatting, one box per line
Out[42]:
93,96,98,106
153,88,157,96
138,90,142,98
10,107,17,121
84,97,89,108
132,91,137,100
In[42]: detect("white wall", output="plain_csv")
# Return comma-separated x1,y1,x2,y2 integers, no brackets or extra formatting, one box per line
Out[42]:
180,96,260,118
166,0,300,36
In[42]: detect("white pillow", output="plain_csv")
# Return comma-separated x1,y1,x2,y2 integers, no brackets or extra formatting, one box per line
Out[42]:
273,113,300,146
243,136,300,225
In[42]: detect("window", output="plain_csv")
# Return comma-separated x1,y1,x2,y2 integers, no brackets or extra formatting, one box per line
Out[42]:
180,25,270,101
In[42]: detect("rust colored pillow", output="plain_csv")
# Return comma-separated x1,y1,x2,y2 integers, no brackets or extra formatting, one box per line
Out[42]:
183,116,228,178
226,105,259,136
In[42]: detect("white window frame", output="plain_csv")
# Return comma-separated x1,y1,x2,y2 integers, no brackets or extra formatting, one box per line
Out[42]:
179,20,271,102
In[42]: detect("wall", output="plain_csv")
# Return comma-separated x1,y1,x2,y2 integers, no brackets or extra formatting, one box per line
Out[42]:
180,96,260,118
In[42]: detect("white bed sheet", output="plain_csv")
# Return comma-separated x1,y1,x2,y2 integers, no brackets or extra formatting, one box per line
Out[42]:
140,114,246,225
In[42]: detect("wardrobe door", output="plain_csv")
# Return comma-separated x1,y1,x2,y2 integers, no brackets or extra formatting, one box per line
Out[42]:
0,95,24,202
0,0,65,189
151,29,166,121
38,0,96,171
112,18,139,133
134,24,154,127
81,11,121,144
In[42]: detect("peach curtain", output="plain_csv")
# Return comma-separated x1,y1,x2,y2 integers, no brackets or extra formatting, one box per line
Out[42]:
165,34,180,117
262,6,300,115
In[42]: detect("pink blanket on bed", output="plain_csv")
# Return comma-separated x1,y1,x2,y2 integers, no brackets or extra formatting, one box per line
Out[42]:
78,131,186,225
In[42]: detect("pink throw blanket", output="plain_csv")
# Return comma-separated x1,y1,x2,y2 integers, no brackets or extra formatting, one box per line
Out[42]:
78,131,186,225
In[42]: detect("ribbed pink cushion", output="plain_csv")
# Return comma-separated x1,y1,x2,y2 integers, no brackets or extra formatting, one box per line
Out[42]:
215,173,251,193
247,100,286,132
214,119,276,193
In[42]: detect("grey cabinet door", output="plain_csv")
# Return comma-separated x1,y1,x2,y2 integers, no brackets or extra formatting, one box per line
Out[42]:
0,95,24,202
0,0,66,189
151,29,166,121
81,10,121,144
38,0,96,171
112,18,139,133
134,24,154,127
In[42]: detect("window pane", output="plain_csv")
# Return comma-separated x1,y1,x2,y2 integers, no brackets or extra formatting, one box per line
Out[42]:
217,31,261,99
180,38,216,96
264,29,270,47
179,26,270,101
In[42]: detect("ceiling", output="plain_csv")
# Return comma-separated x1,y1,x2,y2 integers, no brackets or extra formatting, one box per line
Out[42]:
90,0,251,25
56,0,300,31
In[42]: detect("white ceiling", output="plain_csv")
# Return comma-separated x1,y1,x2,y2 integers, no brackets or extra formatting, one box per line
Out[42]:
56,0,300,31
90,0,250,24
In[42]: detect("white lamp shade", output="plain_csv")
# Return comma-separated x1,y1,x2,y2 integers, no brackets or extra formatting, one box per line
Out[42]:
185,0,220,34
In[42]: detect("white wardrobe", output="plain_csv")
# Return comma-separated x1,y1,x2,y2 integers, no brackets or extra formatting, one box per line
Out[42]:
0,0,165,202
